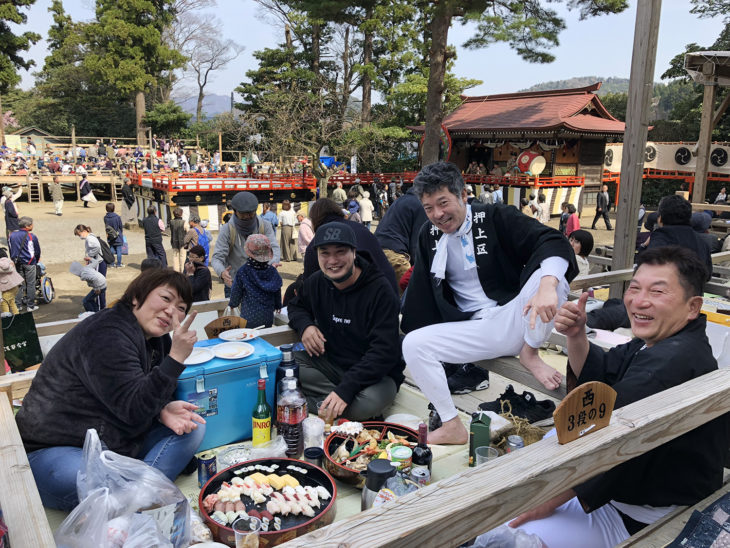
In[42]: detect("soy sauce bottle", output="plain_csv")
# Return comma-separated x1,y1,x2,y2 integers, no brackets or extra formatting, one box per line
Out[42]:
274,344,299,427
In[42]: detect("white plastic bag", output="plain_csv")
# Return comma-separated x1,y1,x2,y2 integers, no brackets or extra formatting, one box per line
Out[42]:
55,487,110,548
248,435,288,459
122,514,173,548
56,429,192,548
470,524,544,548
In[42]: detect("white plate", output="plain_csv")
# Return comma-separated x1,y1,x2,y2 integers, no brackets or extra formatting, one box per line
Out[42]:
213,342,255,360
184,347,215,365
219,328,259,342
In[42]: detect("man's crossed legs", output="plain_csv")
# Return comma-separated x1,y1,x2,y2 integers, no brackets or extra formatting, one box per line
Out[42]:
402,269,568,444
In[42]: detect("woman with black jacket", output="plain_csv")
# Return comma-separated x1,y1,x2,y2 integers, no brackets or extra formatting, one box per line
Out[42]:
16,269,205,511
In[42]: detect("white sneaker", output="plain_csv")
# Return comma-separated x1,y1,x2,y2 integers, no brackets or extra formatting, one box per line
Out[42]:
27,305,39,312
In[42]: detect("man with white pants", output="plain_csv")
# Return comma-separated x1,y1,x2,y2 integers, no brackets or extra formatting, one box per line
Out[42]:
401,162,577,444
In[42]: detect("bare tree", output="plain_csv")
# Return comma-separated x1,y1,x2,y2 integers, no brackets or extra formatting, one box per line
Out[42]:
159,0,218,102
188,35,243,121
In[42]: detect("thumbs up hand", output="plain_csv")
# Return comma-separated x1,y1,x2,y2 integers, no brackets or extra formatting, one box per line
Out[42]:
554,292,589,338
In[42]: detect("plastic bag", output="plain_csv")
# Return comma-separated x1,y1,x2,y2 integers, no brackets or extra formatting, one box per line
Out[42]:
57,429,191,548
470,524,544,548
122,514,173,548
189,509,213,543
55,487,110,548
249,435,288,460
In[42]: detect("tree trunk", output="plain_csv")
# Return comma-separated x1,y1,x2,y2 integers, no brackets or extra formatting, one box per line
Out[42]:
312,21,321,77
285,25,295,92
311,154,330,197
422,2,453,166
340,26,352,127
361,6,374,125
135,91,146,146
197,85,204,122
0,94,5,147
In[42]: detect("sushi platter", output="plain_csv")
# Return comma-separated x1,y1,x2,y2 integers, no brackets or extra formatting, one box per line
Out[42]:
199,457,337,547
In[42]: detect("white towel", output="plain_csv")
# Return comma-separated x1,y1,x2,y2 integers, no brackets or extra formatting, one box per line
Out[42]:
430,204,476,282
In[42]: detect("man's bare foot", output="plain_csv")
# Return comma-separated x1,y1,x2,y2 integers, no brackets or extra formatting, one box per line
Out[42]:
427,416,468,445
519,343,563,391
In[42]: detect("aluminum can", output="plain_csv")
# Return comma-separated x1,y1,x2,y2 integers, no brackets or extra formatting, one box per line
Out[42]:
198,451,217,488
505,435,525,453
410,466,431,487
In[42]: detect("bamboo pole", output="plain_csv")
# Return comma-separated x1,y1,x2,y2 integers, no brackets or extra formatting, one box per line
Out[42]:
609,0,662,299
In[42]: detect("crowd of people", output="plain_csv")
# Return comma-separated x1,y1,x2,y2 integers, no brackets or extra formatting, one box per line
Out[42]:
5,157,729,548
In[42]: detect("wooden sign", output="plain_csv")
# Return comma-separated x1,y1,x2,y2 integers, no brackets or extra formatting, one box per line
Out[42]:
554,381,617,445
204,316,247,339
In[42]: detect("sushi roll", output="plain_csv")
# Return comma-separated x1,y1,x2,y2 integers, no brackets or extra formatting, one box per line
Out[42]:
274,516,282,531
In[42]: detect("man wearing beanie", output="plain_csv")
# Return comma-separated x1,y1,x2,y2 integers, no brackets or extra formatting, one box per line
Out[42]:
211,191,280,297
287,222,404,421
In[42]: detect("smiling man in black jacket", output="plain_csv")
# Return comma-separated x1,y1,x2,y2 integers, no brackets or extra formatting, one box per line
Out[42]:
402,162,578,444
486,246,728,548
288,222,403,421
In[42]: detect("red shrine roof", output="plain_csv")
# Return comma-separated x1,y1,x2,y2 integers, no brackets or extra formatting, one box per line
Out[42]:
432,83,626,136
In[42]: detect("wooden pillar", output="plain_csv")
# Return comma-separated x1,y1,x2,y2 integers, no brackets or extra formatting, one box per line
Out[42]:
71,125,77,166
693,69,718,204
610,0,663,299
218,133,223,165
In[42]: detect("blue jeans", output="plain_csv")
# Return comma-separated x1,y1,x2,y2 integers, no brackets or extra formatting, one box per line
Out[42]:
27,422,205,511
82,289,103,312
111,244,122,266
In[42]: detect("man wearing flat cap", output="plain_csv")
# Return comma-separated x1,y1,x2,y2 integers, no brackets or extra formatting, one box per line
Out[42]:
287,222,404,421
211,191,280,296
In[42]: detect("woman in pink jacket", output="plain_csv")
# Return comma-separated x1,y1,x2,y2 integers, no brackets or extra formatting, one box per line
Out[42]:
297,212,314,256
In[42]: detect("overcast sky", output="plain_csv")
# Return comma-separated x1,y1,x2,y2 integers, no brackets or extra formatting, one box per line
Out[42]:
15,0,725,101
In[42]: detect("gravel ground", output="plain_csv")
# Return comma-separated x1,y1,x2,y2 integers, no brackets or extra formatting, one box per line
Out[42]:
6,199,618,323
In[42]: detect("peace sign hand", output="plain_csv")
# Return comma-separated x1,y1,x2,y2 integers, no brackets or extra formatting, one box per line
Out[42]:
169,311,198,364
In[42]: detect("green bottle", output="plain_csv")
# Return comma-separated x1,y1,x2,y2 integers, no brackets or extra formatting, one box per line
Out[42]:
252,378,272,446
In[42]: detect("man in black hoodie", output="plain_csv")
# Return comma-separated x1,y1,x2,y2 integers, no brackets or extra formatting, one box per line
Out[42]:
288,222,404,421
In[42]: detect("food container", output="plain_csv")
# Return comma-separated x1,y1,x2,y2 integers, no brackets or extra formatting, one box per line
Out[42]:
199,457,337,547
323,421,418,487
176,339,282,452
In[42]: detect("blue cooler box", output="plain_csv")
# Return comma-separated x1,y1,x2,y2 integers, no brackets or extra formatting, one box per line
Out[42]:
176,338,282,452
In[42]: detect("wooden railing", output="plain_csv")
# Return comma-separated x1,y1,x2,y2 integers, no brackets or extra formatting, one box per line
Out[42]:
279,370,730,547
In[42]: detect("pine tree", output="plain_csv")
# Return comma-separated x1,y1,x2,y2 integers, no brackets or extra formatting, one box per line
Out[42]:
0,0,40,144
83,0,186,144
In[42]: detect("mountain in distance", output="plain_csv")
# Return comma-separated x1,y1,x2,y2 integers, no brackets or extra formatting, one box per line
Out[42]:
174,93,232,119
520,76,630,95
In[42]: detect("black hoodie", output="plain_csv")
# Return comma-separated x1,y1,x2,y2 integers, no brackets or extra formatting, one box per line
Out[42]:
287,255,404,404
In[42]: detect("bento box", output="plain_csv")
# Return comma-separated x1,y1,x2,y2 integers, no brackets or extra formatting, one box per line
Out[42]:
323,421,418,487
199,457,337,547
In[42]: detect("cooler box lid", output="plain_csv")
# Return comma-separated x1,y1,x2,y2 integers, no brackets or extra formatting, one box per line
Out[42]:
177,337,282,378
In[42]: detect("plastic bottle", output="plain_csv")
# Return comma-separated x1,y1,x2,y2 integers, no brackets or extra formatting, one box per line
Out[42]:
277,369,307,458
